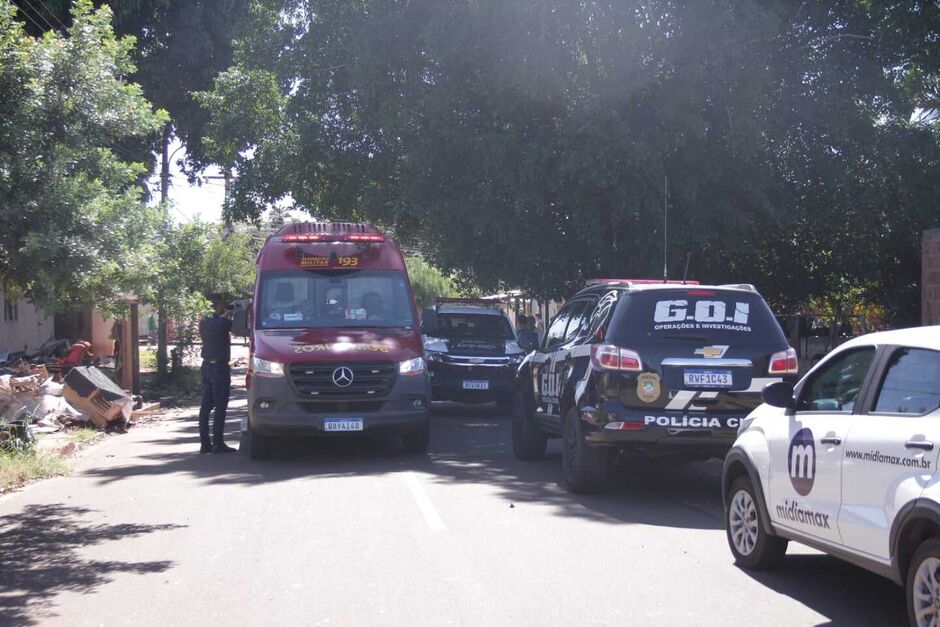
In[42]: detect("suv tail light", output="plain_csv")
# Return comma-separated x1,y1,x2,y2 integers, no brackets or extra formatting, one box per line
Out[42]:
768,347,798,374
591,344,643,372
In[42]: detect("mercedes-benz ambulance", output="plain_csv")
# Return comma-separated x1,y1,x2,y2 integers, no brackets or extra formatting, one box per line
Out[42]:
242,222,430,459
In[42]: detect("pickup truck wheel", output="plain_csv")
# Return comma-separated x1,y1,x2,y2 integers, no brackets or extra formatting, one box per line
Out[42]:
726,476,787,569
907,538,940,627
560,407,609,493
245,422,272,460
402,420,430,454
511,389,546,461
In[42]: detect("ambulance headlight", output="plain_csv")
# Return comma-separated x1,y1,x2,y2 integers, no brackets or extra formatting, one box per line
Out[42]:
399,357,427,376
252,356,284,378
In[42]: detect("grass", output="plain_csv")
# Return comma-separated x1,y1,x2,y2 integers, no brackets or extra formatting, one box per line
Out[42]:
0,447,70,493
68,427,102,447
142,366,201,404
139,348,157,371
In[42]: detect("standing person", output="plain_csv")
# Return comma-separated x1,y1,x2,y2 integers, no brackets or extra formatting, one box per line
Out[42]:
147,312,157,346
198,295,235,454
517,315,540,352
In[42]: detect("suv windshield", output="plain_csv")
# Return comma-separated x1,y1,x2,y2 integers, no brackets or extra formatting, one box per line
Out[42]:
257,269,414,329
435,314,514,340
609,289,786,346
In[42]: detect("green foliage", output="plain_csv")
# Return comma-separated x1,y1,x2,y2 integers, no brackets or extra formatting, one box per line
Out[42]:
135,218,255,375
0,0,166,311
200,0,940,323
405,256,459,310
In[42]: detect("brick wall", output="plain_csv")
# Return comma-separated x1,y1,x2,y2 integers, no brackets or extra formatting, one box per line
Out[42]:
924,229,940,326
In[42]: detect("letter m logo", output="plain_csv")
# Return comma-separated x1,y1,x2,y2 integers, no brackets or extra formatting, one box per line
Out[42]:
790,445,814,480
787,428,816,496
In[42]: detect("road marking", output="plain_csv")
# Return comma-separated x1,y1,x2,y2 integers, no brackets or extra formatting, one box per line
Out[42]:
403,472,446,532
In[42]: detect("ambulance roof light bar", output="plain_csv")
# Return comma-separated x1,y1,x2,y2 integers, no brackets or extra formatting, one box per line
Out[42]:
281,233,385,243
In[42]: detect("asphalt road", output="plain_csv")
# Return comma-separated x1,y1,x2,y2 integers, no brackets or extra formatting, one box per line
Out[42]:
0,386,907,626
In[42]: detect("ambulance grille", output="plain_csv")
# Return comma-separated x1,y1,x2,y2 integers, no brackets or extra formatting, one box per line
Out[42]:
288,362,397,399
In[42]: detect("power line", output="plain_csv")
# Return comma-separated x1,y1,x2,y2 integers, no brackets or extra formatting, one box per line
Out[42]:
33,0,67,31
14,3,48,33
18,0,56,32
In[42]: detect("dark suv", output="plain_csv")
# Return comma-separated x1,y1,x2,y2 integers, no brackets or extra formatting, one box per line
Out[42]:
421,301,526,410
512,280,797,492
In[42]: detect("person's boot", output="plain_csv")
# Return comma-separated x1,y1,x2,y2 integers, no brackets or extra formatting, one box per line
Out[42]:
212,442,236,454
199,441,213,454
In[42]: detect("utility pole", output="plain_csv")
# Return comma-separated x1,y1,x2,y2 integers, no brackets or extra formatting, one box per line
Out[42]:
157,123,173,378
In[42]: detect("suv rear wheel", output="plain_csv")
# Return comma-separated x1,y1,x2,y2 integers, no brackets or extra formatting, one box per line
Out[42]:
511,389,546,460
561,407,609,493
725,476,787,569
906,537,940,627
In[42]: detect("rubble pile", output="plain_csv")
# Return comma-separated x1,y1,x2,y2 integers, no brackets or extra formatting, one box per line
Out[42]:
0,365,153,448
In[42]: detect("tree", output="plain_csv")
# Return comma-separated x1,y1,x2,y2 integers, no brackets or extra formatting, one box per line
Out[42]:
405,256,460,310
134,219,256,377
0,0,166,310
200,0,939,320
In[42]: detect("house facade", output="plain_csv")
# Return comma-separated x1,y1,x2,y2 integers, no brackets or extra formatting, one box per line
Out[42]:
0,288,54,355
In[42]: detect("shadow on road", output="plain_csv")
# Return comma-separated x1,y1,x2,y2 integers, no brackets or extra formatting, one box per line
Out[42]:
83,393,726,532
0,504,180,626
72,392,910,625
742,553,906,626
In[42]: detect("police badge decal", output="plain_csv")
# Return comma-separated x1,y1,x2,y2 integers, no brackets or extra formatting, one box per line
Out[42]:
636,372,661,403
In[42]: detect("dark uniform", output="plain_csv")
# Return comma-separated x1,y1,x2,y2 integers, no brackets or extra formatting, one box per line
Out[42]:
198,313,233,452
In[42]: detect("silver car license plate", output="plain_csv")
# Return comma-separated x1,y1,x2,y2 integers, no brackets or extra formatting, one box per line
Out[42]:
683,370,733,388
324,418,364,432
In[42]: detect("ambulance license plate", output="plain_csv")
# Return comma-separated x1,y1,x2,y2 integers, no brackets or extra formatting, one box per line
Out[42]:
324,418,364,432
463,380,489,390
683,370,733,388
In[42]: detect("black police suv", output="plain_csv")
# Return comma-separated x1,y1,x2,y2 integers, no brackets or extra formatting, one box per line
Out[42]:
421,301,526,409
512,280,797,492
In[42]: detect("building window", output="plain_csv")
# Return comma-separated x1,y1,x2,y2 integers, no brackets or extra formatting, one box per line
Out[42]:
4,299,18,322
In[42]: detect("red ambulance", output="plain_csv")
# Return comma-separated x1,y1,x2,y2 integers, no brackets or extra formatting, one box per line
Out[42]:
243,222,430,459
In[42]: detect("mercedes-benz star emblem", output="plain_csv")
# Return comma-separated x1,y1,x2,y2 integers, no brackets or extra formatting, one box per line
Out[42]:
332,367,354,388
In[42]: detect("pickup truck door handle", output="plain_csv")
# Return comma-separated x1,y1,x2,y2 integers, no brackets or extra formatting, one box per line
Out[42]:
905,440,935,451
820,436,842,446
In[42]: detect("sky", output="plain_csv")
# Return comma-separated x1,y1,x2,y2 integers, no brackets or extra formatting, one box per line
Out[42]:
146,138,226,223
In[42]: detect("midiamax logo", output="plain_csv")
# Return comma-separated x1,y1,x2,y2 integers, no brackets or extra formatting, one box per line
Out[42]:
775,500,831,529
788,428,815,496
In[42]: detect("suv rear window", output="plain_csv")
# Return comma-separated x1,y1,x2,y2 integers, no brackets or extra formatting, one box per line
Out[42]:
435,314,515,340
608,289,786,346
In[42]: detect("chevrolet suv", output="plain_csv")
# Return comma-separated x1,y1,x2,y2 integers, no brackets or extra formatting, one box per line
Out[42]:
512,279,797,492
722,326,940,627
421,300,526,410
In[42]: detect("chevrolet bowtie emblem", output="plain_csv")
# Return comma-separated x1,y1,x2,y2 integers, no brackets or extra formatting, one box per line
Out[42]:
694,345,729,359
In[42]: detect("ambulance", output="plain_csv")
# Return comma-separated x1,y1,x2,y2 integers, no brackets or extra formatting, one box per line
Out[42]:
241,222,430,459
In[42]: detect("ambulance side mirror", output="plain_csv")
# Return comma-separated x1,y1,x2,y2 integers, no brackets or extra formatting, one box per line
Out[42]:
232,301,250,337
420,308,438,335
